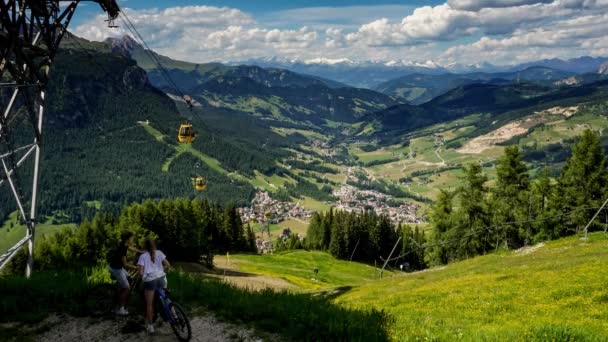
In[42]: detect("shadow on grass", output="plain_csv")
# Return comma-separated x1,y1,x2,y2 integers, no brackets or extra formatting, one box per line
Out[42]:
169,273,391,342
175,262,263,278
313,285,354,301
0,271,391,342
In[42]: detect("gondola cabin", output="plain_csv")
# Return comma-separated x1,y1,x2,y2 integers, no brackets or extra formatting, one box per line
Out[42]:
178,123,195,144
192,176,207,191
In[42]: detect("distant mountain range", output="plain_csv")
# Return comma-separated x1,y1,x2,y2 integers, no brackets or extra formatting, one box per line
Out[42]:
373,67,576,104
232,56,608,89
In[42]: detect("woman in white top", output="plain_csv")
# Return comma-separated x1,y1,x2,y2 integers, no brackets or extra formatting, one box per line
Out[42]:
137,238,171,334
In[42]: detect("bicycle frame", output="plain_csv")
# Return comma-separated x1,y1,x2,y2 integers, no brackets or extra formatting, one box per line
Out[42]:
156,288,176,324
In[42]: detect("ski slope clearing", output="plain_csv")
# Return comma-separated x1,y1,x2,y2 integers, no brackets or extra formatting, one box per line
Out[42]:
335,233,608,341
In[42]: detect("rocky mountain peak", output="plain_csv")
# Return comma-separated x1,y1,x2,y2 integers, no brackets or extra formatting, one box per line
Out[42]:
105,35,140,58
599,62,608,75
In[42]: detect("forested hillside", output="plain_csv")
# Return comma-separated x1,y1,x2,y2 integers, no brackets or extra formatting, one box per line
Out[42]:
107,36,397,125
0,44,275,221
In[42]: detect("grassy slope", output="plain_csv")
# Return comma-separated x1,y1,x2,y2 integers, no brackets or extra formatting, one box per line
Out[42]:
335,233,608,341
220,250,391,290
140,123,229,175
0,212,75,254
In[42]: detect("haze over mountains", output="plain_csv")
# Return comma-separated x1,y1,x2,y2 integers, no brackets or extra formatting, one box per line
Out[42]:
232,55,608,89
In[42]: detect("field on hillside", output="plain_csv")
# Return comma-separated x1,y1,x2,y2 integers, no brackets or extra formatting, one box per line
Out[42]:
216,250,392,289
355,107,608,202
335,233,608,341
0,212,76,254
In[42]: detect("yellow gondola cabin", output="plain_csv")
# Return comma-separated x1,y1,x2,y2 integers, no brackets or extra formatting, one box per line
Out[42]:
178,123,195,144
192,176,207,191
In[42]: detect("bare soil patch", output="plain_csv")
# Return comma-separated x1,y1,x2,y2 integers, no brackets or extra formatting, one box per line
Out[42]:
177,261,296,291
458,106,578,154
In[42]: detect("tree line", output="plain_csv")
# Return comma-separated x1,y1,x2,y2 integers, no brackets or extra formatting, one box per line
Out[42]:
10,198,256,273
305,209,427,271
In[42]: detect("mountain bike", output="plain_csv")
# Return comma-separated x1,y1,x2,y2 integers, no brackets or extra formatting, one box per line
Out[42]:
154,286,192,341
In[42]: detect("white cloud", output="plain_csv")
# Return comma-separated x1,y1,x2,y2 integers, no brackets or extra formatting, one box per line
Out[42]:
336,1,596,47
327,0,608,64
265,5,413,30
72,2,608,66
442,12,608,63
447,0,554,11
74,6,321,62
75,6,253,44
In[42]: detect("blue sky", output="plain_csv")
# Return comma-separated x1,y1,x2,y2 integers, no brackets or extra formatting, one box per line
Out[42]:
94,0,440,14
73,1,432,27
72,0,608,66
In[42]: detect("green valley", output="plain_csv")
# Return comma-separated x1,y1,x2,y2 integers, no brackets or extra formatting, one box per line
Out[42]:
3,8,608,341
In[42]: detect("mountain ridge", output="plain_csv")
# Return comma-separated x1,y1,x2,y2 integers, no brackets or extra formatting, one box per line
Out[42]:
232,56,608,88
373,66,574,104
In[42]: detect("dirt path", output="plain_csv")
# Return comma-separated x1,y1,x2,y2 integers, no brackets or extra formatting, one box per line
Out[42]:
16,313,277,342
434,149,446,165
212,257,296,291
176,261,295,291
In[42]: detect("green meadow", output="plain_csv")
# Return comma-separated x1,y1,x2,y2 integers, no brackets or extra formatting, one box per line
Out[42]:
336,233,608,341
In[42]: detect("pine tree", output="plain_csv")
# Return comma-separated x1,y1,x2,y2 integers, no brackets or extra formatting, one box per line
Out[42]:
329,212,347,258
445,162,491,261
554,129,608,235
321,208,334,250
530,167,554,241
427,189,455,265
223,204,244,251
305,212,324,250
492,145,530,248
246,223,257,252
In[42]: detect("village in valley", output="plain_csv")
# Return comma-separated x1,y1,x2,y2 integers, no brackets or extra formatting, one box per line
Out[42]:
239,182,423,253
332,185,421,225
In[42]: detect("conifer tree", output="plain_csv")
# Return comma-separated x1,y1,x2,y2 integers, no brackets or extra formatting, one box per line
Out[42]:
427,189,455,265
492,145,530,248
305,212,324,250
530,167,554,241
554,129,608,235
321,208,334,250
457,162,490,258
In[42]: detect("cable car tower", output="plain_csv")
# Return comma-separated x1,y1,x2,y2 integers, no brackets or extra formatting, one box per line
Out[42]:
0,0,120,276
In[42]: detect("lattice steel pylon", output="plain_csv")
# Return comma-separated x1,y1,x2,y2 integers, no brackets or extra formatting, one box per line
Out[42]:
0,0,120,276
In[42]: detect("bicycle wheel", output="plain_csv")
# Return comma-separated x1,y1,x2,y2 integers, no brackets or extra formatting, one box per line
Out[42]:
168,302,192,342
88,284,115,317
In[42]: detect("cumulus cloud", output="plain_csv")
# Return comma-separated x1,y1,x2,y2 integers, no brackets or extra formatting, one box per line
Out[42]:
336,1,599,47
325,28,347,48
447,0,554,11
74,6,319,61
442,12,608,63
75,6,253,46
72,2,608,66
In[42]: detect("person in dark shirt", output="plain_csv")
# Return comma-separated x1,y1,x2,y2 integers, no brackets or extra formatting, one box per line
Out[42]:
109,231,141,316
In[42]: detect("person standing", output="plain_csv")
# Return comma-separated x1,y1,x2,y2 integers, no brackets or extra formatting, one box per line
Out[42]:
138,238,171,334
108,231,141,316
